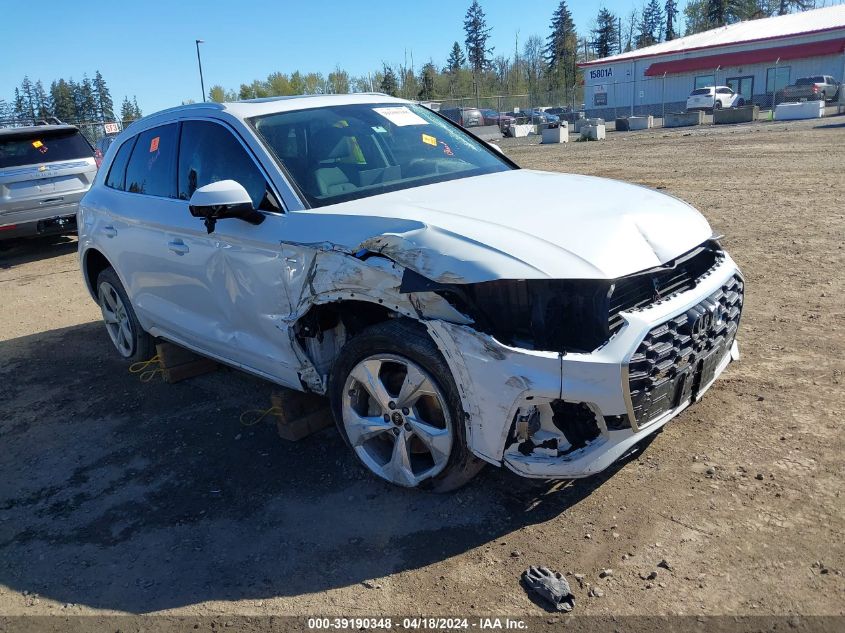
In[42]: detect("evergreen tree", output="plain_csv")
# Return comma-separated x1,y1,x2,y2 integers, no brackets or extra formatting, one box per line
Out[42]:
445,41,466,73
637,0,665,48
120,96,134,123
93,70,114,121
132,96,142,119
50,79,76,122
20,76,36,120
463,1,493,74
593,8,620,59
379,65,398,96
544,1,578,90
778,0,811,15
0,98,11,122
707,0,729,26
77,75,98,121
418,62,436,100
33,80,51,118
665,0,679,40
13,88,25,120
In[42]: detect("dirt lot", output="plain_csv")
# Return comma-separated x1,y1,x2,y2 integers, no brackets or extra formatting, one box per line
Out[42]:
1,117,843,621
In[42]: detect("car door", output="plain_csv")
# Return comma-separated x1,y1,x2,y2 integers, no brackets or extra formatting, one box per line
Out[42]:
96,123,223,346
170,118,302,386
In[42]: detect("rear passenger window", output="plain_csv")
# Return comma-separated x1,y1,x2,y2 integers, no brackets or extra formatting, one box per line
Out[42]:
178,121,273,210
124,124,178,197
105,137,136,191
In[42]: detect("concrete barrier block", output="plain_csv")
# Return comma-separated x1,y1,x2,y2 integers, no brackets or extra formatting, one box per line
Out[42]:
511,124,533,137
628,115,653,130
664,110,704,128
615,117,630,131
586,118,605,127
581,124,606,141
714,105,759,124
775,100,825,120
541,124,569,144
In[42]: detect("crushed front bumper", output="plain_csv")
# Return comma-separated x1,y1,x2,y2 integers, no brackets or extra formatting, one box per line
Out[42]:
427,253,743,479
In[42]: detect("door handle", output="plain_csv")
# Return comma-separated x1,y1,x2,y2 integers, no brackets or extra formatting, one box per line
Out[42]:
101,225,117,238
168,240,189,255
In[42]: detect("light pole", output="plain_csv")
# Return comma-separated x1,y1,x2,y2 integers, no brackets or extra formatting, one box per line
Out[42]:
195,39,206,102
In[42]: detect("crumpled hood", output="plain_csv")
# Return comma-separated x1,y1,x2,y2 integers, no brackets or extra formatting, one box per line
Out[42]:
287,169,713,283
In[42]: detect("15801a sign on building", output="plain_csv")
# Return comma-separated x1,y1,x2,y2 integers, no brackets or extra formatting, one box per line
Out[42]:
589,67,613,80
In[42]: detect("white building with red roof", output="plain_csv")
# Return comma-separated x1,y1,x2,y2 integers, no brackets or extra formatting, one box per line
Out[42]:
578,4,845,118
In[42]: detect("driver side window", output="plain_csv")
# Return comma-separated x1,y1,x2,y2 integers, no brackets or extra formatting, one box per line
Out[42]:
177,120,278,211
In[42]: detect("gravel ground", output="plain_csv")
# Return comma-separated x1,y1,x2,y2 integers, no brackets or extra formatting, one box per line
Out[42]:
0,116,842,620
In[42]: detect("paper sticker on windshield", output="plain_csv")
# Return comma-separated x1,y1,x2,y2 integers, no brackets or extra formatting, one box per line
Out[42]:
149,136,160,152
371,125,387,134
422,133,437,146
373,106,427,126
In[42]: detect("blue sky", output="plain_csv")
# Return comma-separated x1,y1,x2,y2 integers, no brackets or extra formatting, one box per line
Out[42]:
3,0,680,115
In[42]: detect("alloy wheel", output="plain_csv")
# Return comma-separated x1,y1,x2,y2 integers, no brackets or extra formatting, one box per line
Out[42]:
341,354,453,487
98,281,134,357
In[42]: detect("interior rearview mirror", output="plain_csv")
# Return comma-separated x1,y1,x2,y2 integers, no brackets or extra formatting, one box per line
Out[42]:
189,180,265,233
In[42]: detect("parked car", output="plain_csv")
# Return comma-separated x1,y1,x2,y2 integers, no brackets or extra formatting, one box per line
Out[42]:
545,107,571,116
94,135,118,169
0,124,96,240
511,109,560,125
686,86,745,111
479,108,515,132
80,95,744,491
778,75,840,103
438,107,483,128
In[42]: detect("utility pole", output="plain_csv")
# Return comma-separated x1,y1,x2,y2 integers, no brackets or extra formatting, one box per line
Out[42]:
195,39,206,102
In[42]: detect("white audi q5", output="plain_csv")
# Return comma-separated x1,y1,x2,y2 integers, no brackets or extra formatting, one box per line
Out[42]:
78,94,743,491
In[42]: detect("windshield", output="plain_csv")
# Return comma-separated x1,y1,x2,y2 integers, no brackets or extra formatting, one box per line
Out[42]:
0,129,92,168
250,103,513,208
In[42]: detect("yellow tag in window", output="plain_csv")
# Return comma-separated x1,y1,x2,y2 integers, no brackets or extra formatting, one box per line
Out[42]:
422,134,437,146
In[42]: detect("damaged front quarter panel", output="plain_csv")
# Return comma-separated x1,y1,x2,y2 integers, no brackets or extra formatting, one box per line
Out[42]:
278,239,473,394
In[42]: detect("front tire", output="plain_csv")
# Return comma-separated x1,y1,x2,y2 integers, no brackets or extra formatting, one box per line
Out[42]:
329,319,485,492
96,268,154,362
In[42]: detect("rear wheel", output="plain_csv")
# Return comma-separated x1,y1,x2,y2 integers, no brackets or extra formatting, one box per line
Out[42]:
329,320,485,492
714,101,723,110
96,268,154,362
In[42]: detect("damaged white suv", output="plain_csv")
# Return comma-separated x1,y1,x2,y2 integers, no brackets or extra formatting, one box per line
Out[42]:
79,94,743,491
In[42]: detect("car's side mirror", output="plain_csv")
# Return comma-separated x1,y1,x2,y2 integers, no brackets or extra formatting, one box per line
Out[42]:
188,180,265,233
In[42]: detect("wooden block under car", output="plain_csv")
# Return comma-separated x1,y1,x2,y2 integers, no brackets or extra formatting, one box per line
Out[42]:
271,389,333,441
155,341,219,384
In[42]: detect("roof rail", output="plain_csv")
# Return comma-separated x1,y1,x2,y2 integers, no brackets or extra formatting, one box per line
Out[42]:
0,116,65,128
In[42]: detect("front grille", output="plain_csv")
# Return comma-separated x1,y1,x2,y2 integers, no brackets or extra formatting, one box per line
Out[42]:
609,242,723,333
627,275,744,427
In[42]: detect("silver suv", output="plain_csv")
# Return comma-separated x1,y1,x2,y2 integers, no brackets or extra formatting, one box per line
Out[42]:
0,124,96,240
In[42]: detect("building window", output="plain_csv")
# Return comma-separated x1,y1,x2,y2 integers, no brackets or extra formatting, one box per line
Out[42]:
727,76,754,101
694,75,715,90
766,66,791,93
